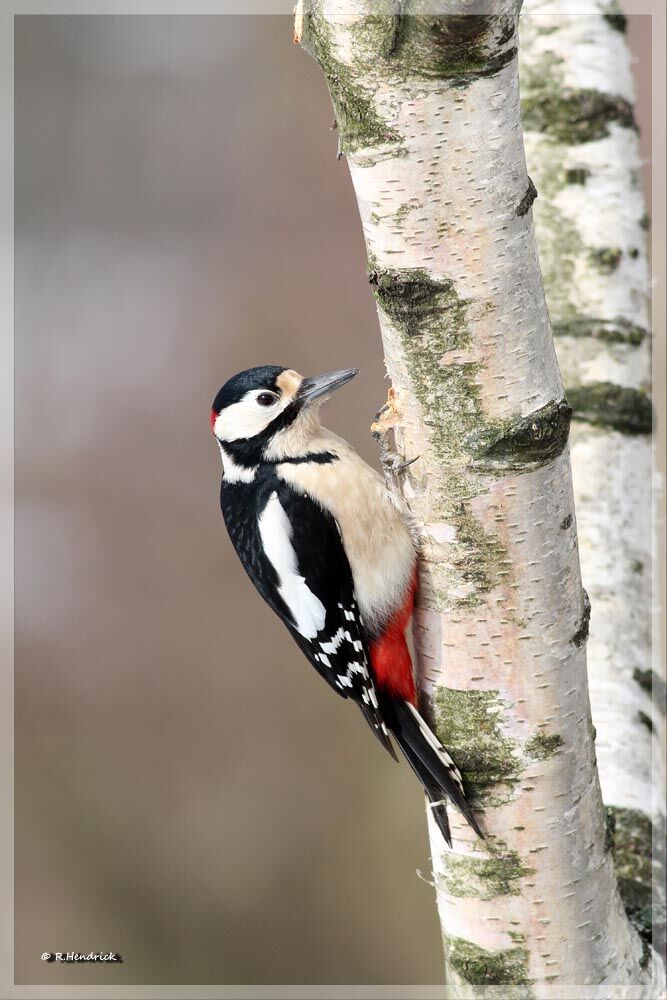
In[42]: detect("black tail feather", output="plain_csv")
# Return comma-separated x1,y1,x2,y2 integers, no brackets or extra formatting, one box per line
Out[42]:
425,787,452,847
358,701,400,762
398,736,454,845
389,698,484,842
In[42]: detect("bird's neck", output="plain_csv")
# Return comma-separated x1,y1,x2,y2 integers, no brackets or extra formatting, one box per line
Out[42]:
218,443,258,483
218,430,340,485
262,409,327,462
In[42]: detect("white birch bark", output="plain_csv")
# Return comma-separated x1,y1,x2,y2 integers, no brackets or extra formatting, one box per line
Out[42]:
296,1,663,993
519,1,664,955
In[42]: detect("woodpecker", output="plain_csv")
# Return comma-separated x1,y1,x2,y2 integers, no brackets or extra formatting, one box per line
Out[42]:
210,364,482,845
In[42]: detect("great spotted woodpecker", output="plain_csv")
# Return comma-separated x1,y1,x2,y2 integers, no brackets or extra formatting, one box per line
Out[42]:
211,365,482,845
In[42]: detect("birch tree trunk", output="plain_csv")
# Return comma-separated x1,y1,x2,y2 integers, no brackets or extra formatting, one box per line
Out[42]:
296,1,663,993
519,2,665,960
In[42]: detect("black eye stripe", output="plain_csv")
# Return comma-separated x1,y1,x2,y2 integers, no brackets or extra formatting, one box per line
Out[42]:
221,400,301,466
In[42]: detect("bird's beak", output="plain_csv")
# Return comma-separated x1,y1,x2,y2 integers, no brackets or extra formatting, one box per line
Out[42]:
297,368,359,404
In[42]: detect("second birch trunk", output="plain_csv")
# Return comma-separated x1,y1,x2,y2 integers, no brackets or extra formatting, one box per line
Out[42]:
519,0,664,958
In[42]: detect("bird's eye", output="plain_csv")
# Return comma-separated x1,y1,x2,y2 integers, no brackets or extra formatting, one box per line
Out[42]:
257,392,277,407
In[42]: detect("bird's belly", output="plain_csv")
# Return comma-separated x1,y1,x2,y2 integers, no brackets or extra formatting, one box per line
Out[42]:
277,458,416,636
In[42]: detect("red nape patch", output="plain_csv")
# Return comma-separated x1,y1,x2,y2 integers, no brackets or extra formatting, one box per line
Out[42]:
210,408,218,432
369,569,417,705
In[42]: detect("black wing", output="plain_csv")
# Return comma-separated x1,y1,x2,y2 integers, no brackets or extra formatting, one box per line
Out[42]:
221,474,396,758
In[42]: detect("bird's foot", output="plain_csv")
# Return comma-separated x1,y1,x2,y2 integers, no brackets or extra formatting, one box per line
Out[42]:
382,450,420,475
371,388,419,475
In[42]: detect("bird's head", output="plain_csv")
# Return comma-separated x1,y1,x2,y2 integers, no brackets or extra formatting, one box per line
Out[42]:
210,365,358,466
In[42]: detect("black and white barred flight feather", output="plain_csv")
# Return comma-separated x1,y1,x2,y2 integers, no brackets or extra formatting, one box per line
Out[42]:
221,474,396,758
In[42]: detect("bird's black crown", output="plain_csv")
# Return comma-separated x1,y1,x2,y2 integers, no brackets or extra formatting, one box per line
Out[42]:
212,365,286,414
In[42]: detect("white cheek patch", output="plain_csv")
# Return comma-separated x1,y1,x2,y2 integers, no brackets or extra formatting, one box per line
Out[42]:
215,390,291,443
258,492,326,640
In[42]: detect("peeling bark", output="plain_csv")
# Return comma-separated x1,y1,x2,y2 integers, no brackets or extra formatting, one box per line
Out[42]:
520,0,665,966
297,0,661,992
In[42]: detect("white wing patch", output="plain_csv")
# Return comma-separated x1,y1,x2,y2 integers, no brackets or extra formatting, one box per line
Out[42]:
258,492,326,640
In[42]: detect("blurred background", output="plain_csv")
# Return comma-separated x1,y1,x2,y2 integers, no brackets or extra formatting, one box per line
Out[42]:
14,12,655,988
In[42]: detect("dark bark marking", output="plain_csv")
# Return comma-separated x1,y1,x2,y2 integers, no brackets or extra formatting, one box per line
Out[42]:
522,88,637,144
633,668,667,714
565,167,591,185
516,177,537,216
571,589,591,648
566,382,653,435
552,316,647,346
368,265,454,337
469,398,572,471
591,246,623,272
638,710,654,733
388,12,517,85
607,806,663,951
604,13,628,32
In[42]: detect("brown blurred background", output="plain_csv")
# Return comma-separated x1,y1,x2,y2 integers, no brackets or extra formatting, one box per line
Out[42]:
14,12,656,988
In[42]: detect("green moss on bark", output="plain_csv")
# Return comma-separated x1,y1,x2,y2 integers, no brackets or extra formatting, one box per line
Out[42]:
447,936,531,988
522,88,636,144
300,1,401,155
565,167,591,185
608,806,655,940
467,398,572,472
591,246,623,272
608,806,666,954
368,266,457,340
367,264,480,468
388,11,517,85
565,382,653,435
525,732,564,761
455,506,506,600
370,265,571,476
605,807,616,853
432,688,522,806
368,263,528,606
551,316,647,346
439,840,534,898
349,7,401,59
301,5,521,157
637,905,666,947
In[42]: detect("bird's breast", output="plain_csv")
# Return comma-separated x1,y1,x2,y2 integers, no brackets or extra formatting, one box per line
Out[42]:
277,449,416,636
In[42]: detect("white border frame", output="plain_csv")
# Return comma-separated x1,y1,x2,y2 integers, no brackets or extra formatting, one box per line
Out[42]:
2,4,664,998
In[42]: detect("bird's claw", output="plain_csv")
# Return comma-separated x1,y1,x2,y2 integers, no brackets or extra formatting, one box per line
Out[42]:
381,451,420,475
396,454,420,472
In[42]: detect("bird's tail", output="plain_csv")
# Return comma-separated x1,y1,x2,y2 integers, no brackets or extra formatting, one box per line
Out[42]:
389,698,483,846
